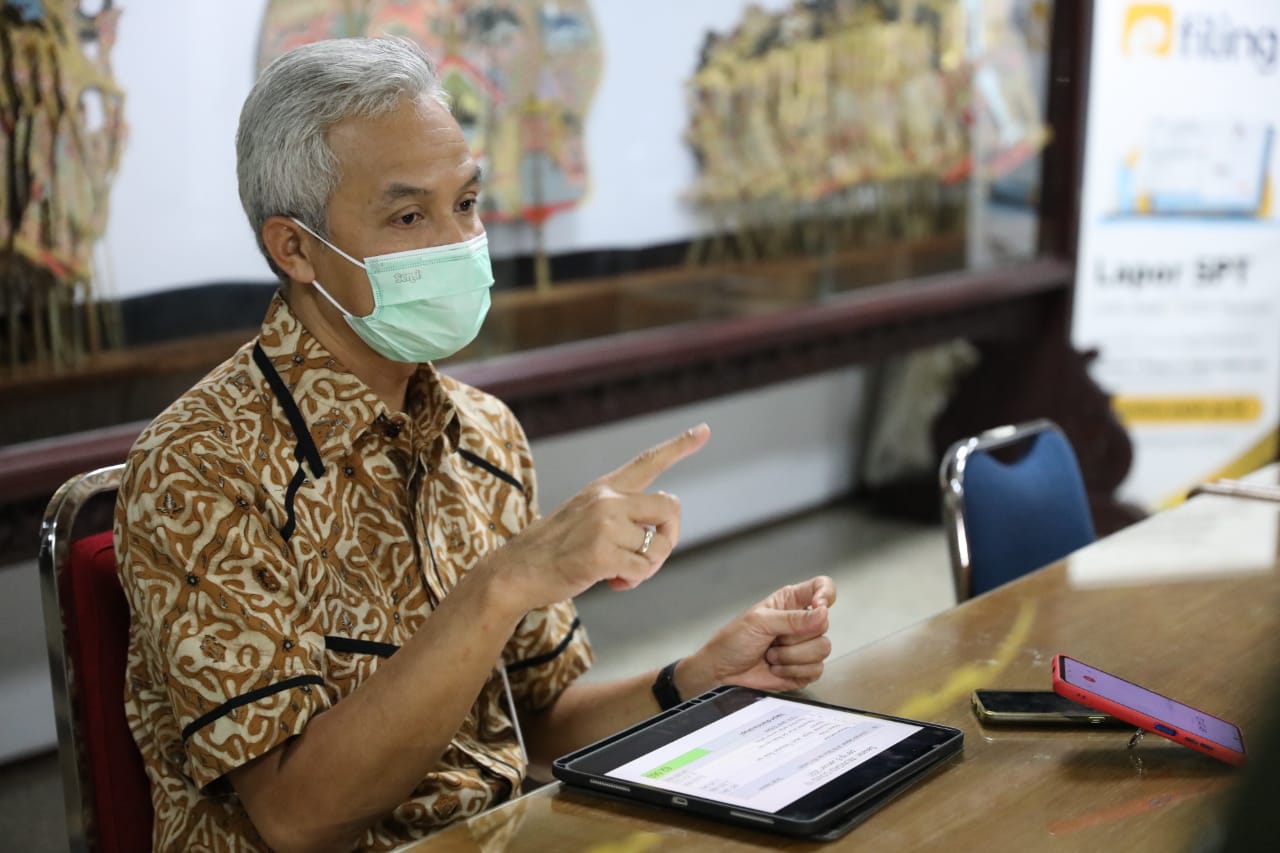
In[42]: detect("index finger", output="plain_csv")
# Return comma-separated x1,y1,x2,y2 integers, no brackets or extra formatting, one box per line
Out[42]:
602,424,711,493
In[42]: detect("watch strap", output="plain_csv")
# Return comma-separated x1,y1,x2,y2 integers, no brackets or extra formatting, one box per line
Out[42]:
651,659,683,711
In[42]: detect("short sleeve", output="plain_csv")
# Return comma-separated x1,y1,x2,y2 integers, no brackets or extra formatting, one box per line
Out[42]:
501,419,593,708
116,434,329,790
505,409,540,524
503,600,593,711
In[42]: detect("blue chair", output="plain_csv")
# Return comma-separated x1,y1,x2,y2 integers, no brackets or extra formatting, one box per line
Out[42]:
939,420,1096,601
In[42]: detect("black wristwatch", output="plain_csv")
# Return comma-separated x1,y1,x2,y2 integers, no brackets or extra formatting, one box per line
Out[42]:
652,659,683,711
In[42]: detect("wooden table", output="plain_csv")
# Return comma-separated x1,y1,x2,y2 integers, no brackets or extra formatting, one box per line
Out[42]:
397,477,1280,852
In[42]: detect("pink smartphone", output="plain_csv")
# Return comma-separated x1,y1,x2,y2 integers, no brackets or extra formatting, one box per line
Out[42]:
1052,654,1246,766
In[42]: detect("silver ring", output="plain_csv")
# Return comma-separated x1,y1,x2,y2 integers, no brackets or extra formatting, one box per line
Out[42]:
637,527,655,556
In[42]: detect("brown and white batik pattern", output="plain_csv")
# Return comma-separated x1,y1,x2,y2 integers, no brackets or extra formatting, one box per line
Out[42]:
116,292,592,852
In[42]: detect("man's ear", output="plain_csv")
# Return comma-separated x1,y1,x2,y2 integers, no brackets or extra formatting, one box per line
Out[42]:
262,216,317,284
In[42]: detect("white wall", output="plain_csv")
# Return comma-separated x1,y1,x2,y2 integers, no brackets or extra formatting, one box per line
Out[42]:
532,366,868,549
0,559,56,763
101,0,267,297
101,0,794,298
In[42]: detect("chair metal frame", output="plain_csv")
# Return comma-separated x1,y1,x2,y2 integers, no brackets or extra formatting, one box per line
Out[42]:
939,419,1073,602
37,464,126,853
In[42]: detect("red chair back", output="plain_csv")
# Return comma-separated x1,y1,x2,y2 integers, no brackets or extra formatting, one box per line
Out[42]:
66,531,154,852
40,465,153,853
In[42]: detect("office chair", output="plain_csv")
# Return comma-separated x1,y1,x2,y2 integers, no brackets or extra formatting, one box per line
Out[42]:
39,464,153,853
940,420,1096,602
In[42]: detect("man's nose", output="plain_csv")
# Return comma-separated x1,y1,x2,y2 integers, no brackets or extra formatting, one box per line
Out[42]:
437,219,478,247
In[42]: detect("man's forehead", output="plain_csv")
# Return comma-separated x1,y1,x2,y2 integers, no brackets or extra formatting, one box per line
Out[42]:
325,99,479,196
378,166,483,201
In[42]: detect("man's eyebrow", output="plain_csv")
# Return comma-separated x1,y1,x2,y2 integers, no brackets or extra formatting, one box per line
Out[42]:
381,183,430,203
380,168,483,204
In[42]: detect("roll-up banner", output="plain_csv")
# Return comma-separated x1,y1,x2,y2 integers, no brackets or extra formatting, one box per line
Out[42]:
1073,0,1280,508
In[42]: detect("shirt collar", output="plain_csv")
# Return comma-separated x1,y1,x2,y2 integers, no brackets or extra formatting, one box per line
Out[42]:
255,291,459,460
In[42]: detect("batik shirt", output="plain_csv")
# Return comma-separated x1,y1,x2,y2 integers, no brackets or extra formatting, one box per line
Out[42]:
116,293,592,851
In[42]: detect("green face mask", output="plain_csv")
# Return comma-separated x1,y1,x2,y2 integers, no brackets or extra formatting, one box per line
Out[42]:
292,217,494,363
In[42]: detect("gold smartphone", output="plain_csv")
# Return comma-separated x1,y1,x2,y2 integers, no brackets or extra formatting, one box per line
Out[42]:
972,690,1123,726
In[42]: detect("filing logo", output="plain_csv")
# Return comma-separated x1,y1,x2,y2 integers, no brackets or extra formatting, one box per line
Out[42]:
1123,4,1174,57
1122,3,1277,74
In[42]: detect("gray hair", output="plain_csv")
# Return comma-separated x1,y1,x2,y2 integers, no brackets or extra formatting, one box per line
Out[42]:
236,37,449,279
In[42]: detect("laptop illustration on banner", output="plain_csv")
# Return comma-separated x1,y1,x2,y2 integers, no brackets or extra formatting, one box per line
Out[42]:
1115,120,1274,219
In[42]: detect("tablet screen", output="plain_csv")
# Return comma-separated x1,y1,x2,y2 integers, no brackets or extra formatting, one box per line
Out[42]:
560,687,960,822
605,695,920,813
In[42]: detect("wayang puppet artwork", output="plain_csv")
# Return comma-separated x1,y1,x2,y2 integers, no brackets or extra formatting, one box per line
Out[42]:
1,0,126,370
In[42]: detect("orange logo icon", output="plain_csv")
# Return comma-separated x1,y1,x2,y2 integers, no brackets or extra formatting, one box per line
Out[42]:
1123,4,1174,56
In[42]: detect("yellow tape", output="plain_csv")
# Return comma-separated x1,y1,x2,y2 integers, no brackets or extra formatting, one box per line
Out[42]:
1113,395,1262,425
893,599,1037,721
1156,427,1280,510
583,832,665,853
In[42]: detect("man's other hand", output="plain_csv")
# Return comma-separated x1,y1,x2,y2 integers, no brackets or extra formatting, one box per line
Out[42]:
680,576,837,694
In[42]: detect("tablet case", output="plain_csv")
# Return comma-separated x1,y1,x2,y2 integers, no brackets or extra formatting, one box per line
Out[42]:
552,686,963,840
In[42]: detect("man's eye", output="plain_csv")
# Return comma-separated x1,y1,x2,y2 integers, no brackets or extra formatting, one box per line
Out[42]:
397,212,421,226
459,199,476,213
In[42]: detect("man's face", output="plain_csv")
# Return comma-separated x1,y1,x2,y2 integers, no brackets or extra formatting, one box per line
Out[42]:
308,94,484,318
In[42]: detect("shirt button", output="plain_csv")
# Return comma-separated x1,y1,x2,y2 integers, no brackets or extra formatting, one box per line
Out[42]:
393,612,402,624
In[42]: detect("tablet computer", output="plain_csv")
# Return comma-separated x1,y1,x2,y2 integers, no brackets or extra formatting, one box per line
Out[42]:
552,685,963,840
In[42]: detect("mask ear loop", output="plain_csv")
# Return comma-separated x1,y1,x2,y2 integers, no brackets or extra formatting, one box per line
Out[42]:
288,217,366,317
309,279,355,318
499,663,528,766
289,216,367,269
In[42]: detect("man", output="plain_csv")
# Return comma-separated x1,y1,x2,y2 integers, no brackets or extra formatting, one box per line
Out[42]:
117,37,835,853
